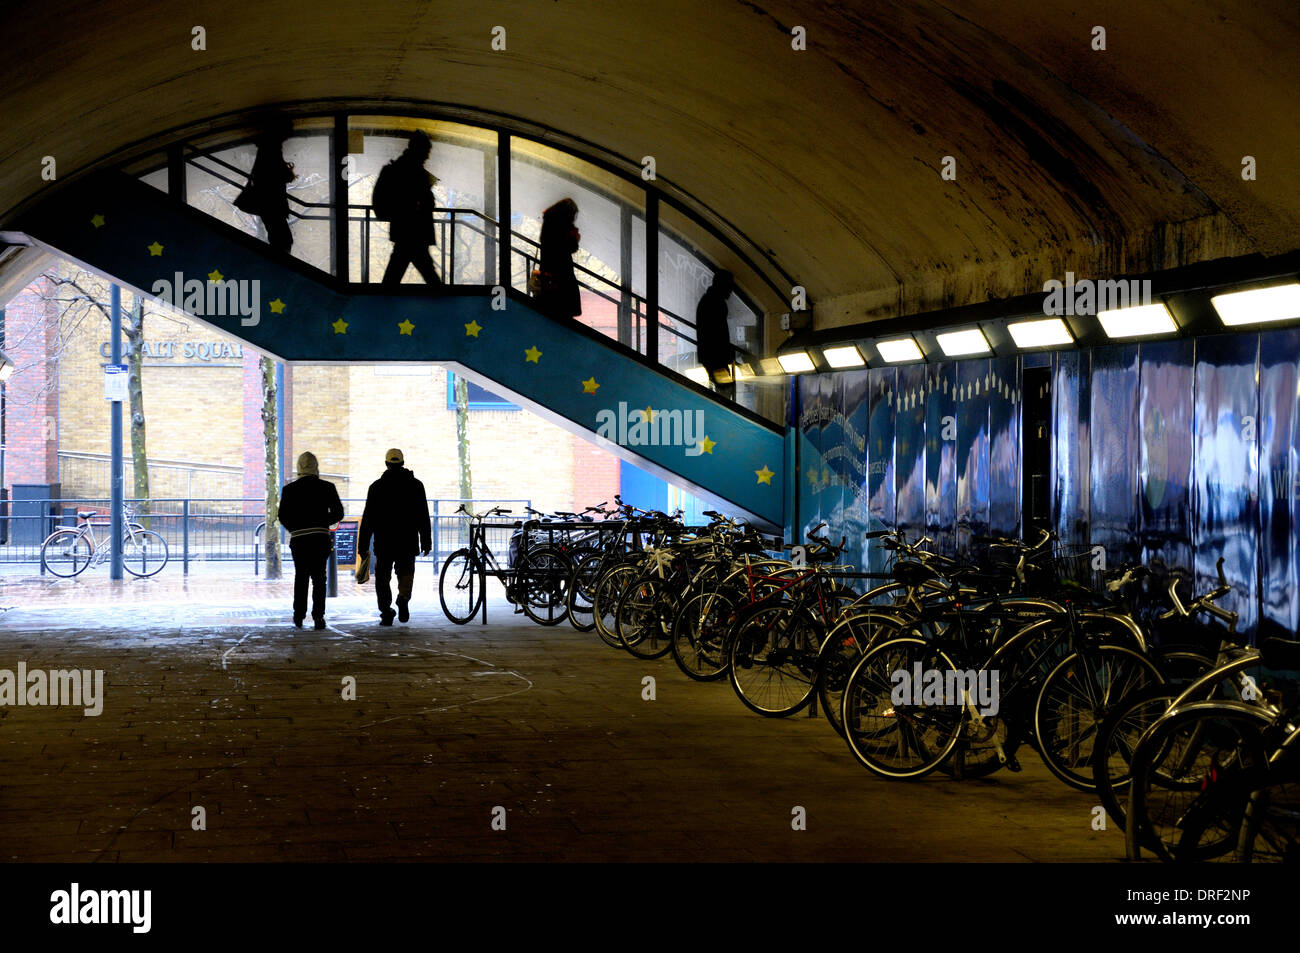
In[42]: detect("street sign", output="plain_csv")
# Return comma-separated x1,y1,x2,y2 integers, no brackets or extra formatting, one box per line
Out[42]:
103,363,128,402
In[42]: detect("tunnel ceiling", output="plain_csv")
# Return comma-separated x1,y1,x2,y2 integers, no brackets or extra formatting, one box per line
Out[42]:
2,0,1297,329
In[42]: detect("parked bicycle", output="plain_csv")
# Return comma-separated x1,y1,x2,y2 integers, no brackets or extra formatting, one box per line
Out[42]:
438,504,573,625
40,506,170,578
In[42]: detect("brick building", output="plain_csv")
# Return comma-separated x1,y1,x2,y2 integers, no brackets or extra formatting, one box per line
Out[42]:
1,267,629,514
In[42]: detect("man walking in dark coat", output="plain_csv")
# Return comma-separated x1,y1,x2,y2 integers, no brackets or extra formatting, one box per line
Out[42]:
379,133,443,288
358,448,432,625
277,451,344,629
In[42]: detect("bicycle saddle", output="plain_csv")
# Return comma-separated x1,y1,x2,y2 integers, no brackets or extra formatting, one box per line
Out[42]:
891,560,939,587
948,567,1013,597
78,510,97,520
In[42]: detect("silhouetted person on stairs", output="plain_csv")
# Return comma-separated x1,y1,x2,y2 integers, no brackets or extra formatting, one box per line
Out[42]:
239,122,296,253
695,269,736,400
376,133,443,288
536,197,582,323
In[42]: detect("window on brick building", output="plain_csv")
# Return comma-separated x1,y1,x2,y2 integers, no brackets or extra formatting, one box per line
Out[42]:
446,373,518,411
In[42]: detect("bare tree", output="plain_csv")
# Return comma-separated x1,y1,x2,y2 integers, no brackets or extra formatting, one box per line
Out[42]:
455,374,472,502
36,267,161,510
260,355,283,579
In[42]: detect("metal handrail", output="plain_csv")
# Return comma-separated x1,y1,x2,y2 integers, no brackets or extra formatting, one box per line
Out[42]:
179,144,751,370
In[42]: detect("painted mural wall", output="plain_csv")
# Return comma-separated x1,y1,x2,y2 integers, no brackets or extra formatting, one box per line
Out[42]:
793,358,1023,579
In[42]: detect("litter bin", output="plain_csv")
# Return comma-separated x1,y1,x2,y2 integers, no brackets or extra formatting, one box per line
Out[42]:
11,482,60,547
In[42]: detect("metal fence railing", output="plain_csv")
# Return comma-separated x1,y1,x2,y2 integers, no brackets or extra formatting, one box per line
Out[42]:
0,497,530,576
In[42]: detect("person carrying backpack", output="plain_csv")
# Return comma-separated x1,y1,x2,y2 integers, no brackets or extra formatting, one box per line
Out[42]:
375,133,443,287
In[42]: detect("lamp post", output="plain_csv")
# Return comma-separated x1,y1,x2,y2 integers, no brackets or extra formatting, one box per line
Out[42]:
0,342,14,499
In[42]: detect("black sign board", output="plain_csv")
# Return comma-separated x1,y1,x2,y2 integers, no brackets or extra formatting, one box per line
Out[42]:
334,520,359,568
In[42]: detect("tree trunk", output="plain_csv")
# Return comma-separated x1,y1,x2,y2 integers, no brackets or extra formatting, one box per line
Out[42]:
261,356,283,579
125,301,150,524
455,374,472,547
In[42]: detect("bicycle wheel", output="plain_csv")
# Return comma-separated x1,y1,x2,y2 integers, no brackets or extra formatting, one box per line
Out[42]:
41,529,93,578
565,551,603,632
841,636,964,779
1126,701,1273,862
1234,768,1300,863
1034,644,1165,791
616,574,674,658
728,602,824,717
439,549,484,624
816,610,906,737
671,589,737,681
515,547,572,626
1092,686,1176,830
121,530,169,577
593,563,637,649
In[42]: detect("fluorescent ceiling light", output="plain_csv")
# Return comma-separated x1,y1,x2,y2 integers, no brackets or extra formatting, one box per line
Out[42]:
1008,318,1073,349
876,338,922,363
1212,283,1300,327
776,350,816,374
759,357,785,376
936,328,991,357
733,362,755,381
1097,303,1176,339
683,365,711,385
822,344,865,368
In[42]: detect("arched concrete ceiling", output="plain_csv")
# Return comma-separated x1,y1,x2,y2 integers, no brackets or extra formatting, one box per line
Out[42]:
2,1,1297,328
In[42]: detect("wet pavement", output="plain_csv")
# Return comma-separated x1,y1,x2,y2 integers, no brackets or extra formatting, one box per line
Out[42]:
0,570,1129,862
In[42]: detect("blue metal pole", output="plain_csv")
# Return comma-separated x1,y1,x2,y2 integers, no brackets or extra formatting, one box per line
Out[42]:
109,285,123,579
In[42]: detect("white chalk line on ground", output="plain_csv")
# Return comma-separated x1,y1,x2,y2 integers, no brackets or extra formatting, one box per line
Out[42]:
216,621,535,726
358,642,534,727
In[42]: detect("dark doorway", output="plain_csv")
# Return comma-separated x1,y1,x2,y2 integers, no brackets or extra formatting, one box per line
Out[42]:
1021,364,1052,538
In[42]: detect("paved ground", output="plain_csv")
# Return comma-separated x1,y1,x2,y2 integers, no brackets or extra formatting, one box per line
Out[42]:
0,570,1130,862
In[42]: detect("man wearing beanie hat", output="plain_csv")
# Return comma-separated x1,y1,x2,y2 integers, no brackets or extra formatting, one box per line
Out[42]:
277,451,344,629
358,448,432,625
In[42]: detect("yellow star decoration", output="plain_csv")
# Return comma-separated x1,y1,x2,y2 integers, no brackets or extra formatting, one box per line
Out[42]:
147,241,164,256
582,377,599,394
207,268,224,282
524,346,542,363
269,298,286,314
332,318,349,335
90,214,105,228
755,465,775,485
643,406,655,422
465,320,482,337
398,319,415,336
699,435,716,455
807,467,819,485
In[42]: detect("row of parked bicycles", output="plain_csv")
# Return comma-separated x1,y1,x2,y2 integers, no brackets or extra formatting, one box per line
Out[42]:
437,499,1298,863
